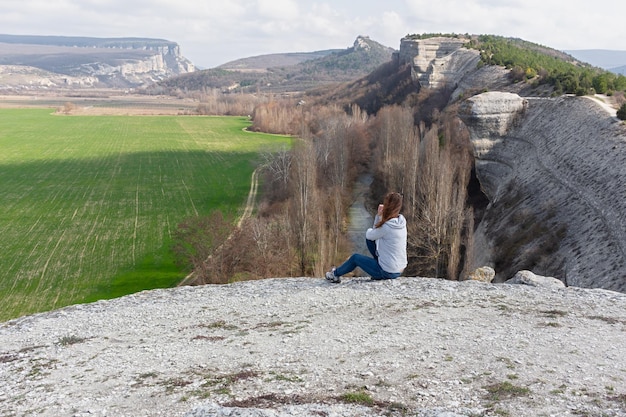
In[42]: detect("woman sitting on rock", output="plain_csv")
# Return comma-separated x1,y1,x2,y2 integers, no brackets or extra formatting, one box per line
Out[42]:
326,191,407,283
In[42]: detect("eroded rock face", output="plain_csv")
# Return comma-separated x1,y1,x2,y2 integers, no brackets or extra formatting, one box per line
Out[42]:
398,37,481,89
459,92,528,199
461,93,626,291
75,44,194,87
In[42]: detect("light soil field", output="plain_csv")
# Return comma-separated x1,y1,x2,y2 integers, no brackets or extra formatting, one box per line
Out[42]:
0,93,200,115
0,107,290,321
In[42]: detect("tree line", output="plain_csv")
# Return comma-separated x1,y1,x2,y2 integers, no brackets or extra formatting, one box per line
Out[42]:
467,35,626,97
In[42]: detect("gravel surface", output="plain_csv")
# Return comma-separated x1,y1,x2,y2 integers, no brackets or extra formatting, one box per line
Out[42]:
2,277,626,417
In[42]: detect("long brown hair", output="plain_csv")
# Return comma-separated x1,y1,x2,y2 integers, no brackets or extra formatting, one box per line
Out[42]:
375,192,403,228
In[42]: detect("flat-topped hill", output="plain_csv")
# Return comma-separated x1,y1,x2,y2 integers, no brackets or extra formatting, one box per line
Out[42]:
0,34,194,89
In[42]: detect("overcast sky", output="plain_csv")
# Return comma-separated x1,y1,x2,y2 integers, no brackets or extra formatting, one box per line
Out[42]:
1,0,624,69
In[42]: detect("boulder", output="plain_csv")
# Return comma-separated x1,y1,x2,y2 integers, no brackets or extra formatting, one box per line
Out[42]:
505,270,565,289
467,266,495,283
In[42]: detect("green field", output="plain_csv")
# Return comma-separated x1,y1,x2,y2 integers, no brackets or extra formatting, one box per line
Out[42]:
0,109,290,321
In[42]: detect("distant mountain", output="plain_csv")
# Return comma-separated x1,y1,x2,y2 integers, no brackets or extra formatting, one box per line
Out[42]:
0,34,178,49
155,36,396,94
565,49,626,74
217,50,342,71
0,34,194,90
610,65,626,76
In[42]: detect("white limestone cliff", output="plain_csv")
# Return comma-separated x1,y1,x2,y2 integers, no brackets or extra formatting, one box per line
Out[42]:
0,40,194,89
398,37,481,89
459,92,528,199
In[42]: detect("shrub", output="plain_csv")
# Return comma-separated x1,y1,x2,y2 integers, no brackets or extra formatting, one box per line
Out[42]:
617,103,626,120
171,211,233,275
525,67,537,79
483,381,531,401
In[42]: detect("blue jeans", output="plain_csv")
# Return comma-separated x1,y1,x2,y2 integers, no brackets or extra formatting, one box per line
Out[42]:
334,239,401,280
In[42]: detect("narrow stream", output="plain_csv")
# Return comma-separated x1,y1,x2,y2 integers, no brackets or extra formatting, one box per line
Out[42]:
348,174,374,255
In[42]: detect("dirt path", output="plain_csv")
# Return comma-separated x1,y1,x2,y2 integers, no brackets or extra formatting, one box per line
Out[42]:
238,168,259,228
177,168,260,286
583,94,619,117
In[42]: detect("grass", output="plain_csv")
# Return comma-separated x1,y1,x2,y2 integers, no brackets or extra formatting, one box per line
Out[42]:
484,381,531,401
340,390,375,406
0,109,291,321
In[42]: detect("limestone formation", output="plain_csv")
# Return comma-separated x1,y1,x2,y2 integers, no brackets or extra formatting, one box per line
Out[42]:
505,270,565,288
3,277,626,417
461,93,626,291
0,39,194,89
466,266,495,282
398,37,481,89
458,92,528,199
396,37,626,291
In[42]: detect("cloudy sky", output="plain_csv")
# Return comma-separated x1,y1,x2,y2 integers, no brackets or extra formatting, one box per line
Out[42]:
1,0,624,68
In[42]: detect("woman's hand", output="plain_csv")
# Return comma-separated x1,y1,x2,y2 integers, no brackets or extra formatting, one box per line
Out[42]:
377,204,384,216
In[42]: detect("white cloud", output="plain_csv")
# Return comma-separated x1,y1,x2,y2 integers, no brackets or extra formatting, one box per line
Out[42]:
402,0,626,51
257,0,300,20
1,0,624,68
376,11,412,48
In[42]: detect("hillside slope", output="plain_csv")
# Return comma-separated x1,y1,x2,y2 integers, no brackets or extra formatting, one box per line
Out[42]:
461,93,626,290
2,277,626,417
157,36,395,93
217,50,340,71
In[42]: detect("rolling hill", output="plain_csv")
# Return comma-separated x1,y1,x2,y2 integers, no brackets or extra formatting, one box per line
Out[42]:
154,36,395,94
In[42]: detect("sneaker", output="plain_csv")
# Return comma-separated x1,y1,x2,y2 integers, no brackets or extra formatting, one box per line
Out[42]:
325,268,340,283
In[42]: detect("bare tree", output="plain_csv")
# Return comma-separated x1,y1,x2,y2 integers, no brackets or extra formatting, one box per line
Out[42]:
289,139,320,275
261,145,292,202
369,106,473,279
410,124,472,278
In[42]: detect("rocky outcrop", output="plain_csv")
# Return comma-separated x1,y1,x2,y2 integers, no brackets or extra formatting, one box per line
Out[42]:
398,37,481,89
2,277,626,417
460,92,626,291
396,37,626,291
0,36,194,89
66,43,194,87
506,270,566,289
459,92,528,199
466,266,496,282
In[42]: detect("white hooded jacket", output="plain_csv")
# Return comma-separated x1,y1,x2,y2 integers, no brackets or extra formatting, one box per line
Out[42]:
365,214,408,274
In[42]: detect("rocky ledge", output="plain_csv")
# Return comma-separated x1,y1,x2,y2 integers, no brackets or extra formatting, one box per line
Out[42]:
2,277,626,417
